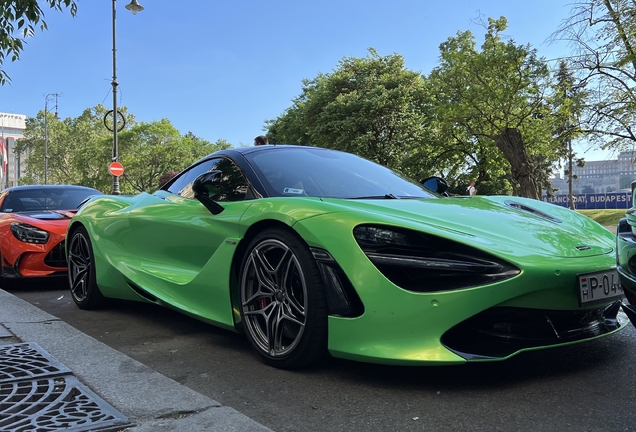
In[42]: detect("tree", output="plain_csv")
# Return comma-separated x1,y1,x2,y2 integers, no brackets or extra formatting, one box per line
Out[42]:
428,16,556,199
16,105,132,190
266,48,431,169
550,60,587,208
552,0,636,151
16,105,231,193
0,0,78,84
158,170,179,188
118,122,231,193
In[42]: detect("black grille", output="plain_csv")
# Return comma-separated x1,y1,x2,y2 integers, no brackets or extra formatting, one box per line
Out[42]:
44,241,66,268
441,302,623,360
0,342,131,432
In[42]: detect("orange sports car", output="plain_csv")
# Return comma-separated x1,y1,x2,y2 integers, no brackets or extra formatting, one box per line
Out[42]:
0,185,101,280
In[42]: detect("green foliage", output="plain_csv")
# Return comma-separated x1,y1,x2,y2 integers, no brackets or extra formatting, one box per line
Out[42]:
267,48,432,169
549,60,588,208
553,0,636,151
118,123,230,193
577,209,624,226
0,0,78,84
17,105,231,193
427,16,557,198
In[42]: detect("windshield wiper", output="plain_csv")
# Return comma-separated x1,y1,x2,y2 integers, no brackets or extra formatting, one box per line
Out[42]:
350,194,398,199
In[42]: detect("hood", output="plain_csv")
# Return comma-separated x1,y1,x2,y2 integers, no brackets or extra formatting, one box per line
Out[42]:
322,195,614,258
18,210,76,220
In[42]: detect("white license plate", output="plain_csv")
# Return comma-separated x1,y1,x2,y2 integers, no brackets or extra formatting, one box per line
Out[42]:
578,269,624,305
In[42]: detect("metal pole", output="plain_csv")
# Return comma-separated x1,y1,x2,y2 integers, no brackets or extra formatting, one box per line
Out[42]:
43,93,59,185
1,115,4,189
1,115,5,189
111,0,120,195
44,97,49,185
5,141,8,190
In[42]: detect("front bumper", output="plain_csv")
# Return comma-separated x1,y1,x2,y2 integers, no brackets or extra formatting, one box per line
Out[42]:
442,302,623,360
297,215,626,366
0,240,67,279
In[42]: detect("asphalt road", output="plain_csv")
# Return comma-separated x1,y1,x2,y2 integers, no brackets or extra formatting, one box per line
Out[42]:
6,280,636,432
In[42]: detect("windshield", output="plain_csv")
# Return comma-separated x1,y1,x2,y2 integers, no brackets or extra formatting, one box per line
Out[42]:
1,188,101,213
246,147,437,199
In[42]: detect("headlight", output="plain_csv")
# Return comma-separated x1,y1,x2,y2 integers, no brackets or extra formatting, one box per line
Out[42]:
352,226,410,246
353,225,520,292
10,223,49,244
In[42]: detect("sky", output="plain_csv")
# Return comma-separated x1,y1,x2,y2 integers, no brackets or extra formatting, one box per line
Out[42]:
0,0,615,161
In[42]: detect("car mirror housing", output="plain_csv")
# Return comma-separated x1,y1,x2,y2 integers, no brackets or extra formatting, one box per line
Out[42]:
421,176,449,195
192,171,225,215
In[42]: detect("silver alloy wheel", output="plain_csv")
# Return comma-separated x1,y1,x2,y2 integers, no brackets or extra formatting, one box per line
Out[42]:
240,238,308,358
68,232,91,302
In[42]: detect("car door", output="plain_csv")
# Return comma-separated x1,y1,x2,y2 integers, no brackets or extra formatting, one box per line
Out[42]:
125,157,255,322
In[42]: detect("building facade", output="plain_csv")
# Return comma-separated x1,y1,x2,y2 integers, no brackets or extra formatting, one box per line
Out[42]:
0,112,27,188
551,151,636,194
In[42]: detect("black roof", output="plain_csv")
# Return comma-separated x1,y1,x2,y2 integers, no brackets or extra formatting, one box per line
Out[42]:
213,144,332,159
223,144,305,156
2,185,101,193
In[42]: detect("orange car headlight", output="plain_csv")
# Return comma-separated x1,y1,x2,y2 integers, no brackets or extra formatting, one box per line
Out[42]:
10,222,50,244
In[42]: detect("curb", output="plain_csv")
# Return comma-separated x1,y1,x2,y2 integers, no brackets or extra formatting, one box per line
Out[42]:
0,288,273,432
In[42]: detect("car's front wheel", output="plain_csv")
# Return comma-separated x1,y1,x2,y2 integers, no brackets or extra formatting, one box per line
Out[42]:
68,226,105,310
239,227,328,369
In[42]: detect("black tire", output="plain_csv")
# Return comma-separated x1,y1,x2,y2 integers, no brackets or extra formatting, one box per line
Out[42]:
239,227,328,369
68,226,105,310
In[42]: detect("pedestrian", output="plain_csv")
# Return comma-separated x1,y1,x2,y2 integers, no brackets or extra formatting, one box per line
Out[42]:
254,135,269,146
467,179,477,196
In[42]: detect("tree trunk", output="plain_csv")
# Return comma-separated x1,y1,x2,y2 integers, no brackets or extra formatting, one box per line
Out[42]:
492,128,539,199
568,139,575,210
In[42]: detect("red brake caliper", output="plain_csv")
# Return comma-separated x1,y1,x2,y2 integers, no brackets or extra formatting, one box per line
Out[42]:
258,298,270,309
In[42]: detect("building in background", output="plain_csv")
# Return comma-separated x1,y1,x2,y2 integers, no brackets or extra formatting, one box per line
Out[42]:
0,112,27,188
551,151,636,194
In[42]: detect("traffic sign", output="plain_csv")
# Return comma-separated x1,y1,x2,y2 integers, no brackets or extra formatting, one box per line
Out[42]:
108,161,124,177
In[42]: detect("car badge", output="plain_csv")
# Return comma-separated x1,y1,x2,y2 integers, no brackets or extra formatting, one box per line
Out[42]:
575,245,592,251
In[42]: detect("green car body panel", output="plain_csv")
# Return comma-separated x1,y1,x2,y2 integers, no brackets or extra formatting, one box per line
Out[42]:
69,187,624,365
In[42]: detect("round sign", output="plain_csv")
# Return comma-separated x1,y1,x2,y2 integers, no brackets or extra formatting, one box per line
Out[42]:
108,161,124,177
103,110,126,132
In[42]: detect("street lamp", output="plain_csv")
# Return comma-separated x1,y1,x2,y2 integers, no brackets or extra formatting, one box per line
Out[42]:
111,0,144,195
44,93,60,185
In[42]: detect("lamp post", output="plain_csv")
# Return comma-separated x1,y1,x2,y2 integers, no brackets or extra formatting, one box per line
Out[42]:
44,93,60,185
111,0,144,195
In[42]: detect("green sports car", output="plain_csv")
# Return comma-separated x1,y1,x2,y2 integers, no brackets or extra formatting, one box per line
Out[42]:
67,145,630,369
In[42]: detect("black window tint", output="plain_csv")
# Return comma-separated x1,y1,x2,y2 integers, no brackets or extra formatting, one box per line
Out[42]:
167,159,218,198
210,159,250,202
1,188,101,213
167,158,250,202
246,147,437,199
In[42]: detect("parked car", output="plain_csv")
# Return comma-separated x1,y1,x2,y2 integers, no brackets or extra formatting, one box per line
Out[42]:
67,145,630,369
614,185,636,326
0,185,101,280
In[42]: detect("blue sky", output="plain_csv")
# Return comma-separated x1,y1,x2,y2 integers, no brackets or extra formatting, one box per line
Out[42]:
0,0,610,159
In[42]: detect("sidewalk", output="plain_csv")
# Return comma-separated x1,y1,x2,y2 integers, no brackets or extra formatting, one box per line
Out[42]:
0,288,273,432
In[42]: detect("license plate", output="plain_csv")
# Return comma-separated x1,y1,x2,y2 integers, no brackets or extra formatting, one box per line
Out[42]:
578,269,624,305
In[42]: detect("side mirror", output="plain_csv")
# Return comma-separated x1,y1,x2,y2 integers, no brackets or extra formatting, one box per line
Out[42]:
421,176,449,195
192,171,225,215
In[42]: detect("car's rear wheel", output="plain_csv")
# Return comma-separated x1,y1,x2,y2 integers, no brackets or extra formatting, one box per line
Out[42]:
239,227,328,369
68,226,105,310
